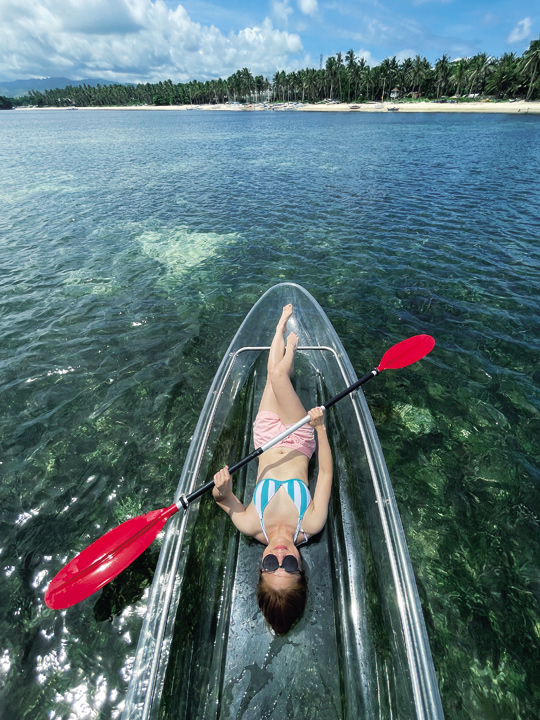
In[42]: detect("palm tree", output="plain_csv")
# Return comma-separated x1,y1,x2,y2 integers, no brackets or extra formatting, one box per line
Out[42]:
276,70,287,101
263,76,272,102
410,55,428,96
354,57,366,100
280,70,287,101
253,75,263,103
466,53,493,96
451,59,468,98
289,71,299,101
435,54,451,98
389,56,399,97
307,68,320,102
379,57,395,101
362,63,373,100
336,52,344,100
217,78,228,103
486,53,519,99
227,72,241,102
520,38,540,100
240,68,254,102
296,69,307,102
400,57,414,94
272,71,281,101
325,56,337,99
345,49,356,101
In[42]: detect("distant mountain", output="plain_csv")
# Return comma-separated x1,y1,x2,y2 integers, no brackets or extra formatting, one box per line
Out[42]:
0,77,127,98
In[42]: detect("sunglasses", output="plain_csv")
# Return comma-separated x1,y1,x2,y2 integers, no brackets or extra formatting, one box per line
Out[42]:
260,554,301,573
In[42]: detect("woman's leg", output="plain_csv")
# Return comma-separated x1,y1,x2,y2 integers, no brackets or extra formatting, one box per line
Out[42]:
269,331,307,424
258,304,292,416
258,304,306,424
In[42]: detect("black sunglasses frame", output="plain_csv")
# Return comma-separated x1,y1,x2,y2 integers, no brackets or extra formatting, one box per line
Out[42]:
260,554,301,574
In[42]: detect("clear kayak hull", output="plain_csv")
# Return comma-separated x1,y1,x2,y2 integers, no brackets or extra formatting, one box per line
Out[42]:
123,283,444,720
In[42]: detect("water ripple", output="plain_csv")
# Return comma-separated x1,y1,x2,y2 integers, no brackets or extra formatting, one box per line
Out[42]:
0,109,539,720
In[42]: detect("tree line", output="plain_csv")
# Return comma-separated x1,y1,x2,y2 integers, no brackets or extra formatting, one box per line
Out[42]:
13,38,540,108
0,96,14,109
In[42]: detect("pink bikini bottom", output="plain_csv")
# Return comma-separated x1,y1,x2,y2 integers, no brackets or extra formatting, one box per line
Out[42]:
253,411,316,458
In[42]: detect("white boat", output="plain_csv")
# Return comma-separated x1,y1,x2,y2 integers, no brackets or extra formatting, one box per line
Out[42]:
123,283,444,720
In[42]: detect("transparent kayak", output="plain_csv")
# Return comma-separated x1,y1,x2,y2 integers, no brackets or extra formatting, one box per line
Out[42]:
122,283,444,720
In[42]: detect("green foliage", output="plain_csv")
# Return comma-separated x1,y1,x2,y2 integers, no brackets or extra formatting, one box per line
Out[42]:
520,38,540,100
0,94,13,109
22,38,540,108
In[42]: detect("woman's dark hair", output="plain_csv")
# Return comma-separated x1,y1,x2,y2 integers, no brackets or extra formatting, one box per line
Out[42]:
256,571,307,635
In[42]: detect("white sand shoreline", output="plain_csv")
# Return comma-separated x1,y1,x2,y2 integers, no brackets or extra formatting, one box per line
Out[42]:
16,100,540,115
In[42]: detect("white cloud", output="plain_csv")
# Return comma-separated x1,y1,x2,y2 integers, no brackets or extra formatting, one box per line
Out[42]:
61,0,143,35
298,0,318,17
395,49,416,63
507,17,532,43
0,0,303,82
272,0,293,27
343,18,392,47
356,49,378,67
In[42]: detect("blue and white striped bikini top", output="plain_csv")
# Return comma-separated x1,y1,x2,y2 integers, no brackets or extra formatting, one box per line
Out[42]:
252,478,312,544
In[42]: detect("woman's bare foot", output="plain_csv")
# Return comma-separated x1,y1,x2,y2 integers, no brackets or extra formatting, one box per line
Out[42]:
277,304,293,334
286,331,298,354
284,331,298,375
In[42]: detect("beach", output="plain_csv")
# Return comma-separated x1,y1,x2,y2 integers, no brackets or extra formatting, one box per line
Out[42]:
299,100,540,114
17,100,540,114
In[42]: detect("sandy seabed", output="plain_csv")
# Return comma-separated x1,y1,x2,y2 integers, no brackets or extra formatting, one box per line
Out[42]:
19,100,540,114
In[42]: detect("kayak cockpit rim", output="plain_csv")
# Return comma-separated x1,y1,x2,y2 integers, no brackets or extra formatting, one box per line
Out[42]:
138,344,343,720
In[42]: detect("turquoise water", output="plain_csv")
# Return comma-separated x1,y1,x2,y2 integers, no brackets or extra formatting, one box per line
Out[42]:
1,108,539,719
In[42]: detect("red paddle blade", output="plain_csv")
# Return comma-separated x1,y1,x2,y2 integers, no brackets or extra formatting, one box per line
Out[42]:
377,334,435,371
45,504,179,610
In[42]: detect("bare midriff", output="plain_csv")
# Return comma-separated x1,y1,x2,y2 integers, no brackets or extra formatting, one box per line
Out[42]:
256,446,309,485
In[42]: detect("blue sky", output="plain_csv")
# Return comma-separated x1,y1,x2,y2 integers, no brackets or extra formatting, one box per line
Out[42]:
0,0,536,83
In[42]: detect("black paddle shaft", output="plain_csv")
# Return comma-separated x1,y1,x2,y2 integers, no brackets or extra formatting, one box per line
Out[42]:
183,368,379,507
322,369,378,409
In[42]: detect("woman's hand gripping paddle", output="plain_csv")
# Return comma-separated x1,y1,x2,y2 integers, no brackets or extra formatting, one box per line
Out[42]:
45,334,435,610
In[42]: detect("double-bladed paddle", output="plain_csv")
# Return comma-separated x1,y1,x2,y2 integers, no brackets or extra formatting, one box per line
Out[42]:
45,333,435,610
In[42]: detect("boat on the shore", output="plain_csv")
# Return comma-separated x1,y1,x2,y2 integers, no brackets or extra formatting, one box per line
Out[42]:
122,283,444,720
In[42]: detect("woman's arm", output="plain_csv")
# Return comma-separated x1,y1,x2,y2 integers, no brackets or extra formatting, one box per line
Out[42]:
212,466,260,535
303,408,334,535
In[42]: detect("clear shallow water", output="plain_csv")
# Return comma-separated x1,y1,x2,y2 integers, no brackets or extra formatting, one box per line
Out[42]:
0,109,539,719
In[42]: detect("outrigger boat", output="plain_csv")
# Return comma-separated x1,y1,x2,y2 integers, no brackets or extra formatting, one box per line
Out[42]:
121,283,444,720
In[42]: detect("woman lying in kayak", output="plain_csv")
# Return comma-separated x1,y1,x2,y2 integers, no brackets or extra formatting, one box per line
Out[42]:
213,303,333,634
